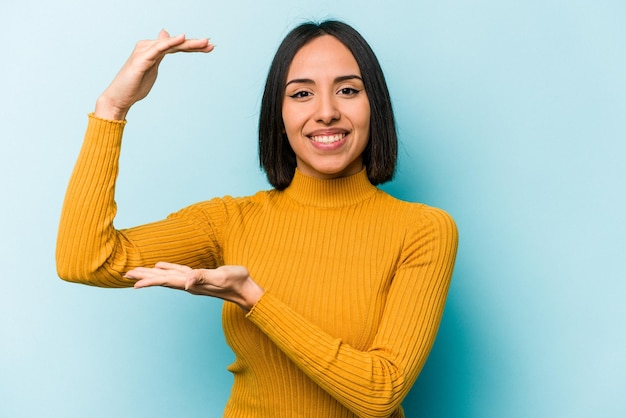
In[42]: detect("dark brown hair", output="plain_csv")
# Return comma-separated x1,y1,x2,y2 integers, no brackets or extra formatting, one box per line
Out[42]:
259,20,397,190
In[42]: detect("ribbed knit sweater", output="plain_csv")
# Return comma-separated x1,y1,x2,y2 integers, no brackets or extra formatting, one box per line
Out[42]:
56,114,458,418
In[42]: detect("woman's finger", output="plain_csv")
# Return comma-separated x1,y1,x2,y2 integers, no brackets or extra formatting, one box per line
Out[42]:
125,266,156,278
130,269,186,289
153,31,213,54
157,29,170,40
184,269,204,290
150,31,211,54
154,261,192,273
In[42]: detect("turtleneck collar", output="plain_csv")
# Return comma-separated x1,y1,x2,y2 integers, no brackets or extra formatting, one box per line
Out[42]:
283,168,378,208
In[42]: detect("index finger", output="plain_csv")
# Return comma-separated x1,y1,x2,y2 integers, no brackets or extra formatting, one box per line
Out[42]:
156,31,214,54
154,261,192,272
170,37,214,53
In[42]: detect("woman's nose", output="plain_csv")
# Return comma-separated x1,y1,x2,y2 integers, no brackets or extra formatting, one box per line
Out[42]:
315,93,341,124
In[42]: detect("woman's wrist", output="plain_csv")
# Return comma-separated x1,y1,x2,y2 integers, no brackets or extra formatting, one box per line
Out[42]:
240,279,265,313
94,95,129,121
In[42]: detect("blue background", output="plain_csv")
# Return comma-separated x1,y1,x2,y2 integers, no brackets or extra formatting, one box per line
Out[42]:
1,0,624,417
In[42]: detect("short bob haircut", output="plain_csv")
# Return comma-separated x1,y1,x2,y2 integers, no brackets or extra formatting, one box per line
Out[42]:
259,20,397,190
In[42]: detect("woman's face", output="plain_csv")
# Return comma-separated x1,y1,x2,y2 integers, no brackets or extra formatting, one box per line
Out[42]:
282,35,371,180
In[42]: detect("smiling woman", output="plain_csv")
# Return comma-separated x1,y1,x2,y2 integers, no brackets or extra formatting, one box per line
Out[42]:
56,20,458,418
259,21,398,190
282,35,371,180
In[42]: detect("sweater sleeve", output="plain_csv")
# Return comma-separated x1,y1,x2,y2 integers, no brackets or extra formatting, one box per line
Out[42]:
246,206,458,418
56,114,225,287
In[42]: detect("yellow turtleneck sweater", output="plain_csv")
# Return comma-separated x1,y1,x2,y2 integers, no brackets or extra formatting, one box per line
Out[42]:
57,114,458,418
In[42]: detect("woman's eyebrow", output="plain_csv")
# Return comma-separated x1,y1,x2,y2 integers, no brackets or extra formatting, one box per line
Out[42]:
285,78,314,87
285,74,363,87
335,74,363,83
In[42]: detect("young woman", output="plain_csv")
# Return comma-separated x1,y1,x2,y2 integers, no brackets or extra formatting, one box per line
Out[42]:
57,20,458,418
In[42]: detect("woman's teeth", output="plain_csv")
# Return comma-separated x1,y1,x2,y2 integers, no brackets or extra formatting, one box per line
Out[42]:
309,133,346,143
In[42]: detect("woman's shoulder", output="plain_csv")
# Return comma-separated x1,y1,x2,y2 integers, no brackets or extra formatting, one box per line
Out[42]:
166,189,275,219
374,190,457,234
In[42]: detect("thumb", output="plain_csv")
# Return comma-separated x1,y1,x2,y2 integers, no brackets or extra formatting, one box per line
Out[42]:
185,269,209,290
158,29,171,39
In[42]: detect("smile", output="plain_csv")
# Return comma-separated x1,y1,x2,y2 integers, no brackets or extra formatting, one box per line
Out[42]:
309,133,347,144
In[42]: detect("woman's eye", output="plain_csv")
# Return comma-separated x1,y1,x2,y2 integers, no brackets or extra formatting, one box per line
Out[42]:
289,91,311,99
338,87,360,95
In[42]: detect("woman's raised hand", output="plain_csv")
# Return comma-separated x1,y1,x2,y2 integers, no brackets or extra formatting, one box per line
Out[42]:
95,29,214,120
125,262,265,312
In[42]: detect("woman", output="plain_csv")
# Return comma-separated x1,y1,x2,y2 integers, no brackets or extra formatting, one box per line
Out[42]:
57,20,458,418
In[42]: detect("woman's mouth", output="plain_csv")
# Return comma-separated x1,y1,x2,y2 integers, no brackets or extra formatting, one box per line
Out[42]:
309,133,347,144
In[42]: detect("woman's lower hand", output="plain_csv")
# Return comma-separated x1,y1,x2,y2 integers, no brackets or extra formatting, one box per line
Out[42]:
125,262,264,312
95,29,214,121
